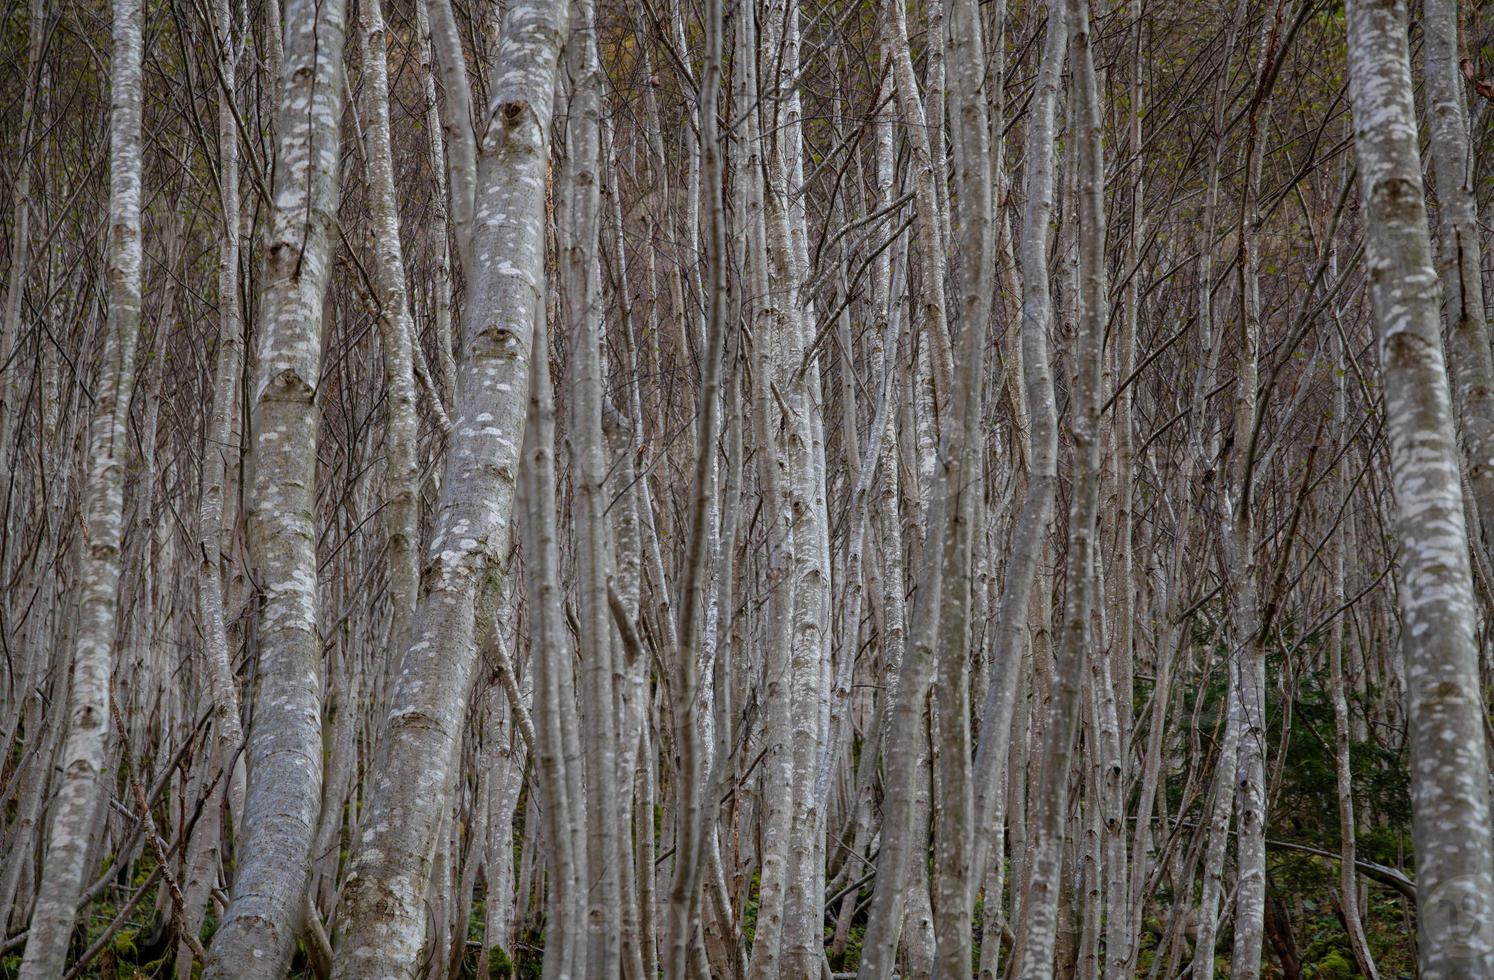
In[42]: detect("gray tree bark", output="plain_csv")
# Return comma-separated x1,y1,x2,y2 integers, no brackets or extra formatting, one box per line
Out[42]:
1347,0,1494,974
971,0,1065,903
331,0,569,971
357,0,420,676
560,0,621,971
17,0,143,973
663,0,728,968
929,0,993,967
1017,0,1105,974
1424,0,1494,566
203,2,346,975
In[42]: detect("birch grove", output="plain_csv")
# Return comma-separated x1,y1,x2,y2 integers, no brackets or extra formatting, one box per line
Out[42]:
8,0,1494,977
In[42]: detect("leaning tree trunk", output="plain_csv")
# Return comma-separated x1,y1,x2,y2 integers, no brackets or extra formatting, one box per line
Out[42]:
1345,0,1494,975
16,0,142,973
330,0,569,973
202,1,347,976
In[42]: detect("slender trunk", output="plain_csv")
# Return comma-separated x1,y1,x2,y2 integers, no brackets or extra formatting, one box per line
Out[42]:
424,0,477,275
1227,7,1287,974
358,0,420,676
527,298,590,979
196,0,247,842
330,0,569,971
664,0,727,967
414,0,457,403
971,0,1065,890
1017,0,1105,973
1330,336,1380,980
1346,1,1494,975
854,0,965,971
17,0,143,973
1424,0,1494,564
930,0,993,965
561,0,622,971
742,3,795,974
1190,7,1250,973
0,0,46,502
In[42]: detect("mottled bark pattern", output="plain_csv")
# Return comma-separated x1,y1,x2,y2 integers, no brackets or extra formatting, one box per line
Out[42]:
204,1,347,975
331,0,569,972
17,0,143,973
1346,0,1494,974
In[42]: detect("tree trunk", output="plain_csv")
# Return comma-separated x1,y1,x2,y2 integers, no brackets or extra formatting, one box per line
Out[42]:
357,0,420,681
1346,0,1494,974
203,2,346,975
1424,0,1494,568
17,0,143,973
1016,0,1105,973
331,0,569,971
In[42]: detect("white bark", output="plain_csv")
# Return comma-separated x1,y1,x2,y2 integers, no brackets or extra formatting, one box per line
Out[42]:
929,0,993,965
195,0,248,848
203,1,346,975
741,2,797,973
0,0,45,500
331,0,569,971
1226,9,1285,974
972,0,1065,898
1330,343,1380,980
358,0,421,676
561,0,621,971
525,300,589,979
664,0,728,967
1017,0,1105,974
1347,0,1494,974
17,0,143,973
424,0,477,275
1424,0,1494,565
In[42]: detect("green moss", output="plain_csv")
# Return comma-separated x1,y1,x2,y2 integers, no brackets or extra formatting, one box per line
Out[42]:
1305,949,1351,979
487,943,513,978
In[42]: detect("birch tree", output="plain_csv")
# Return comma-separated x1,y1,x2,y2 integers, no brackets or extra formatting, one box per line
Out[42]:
1424,0,1494,562
358,0,420,663
1017,0,1105,973
560,0,622,971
